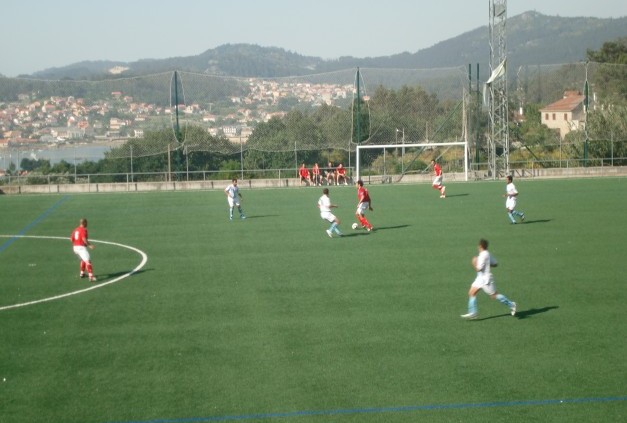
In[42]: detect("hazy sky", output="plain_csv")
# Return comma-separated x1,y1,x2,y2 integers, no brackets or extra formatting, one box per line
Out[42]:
2,0,626,77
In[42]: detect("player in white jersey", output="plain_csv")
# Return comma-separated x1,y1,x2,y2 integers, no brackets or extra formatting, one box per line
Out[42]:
461,239,517,320
224,178,246,220
504,175,525,224
317,188,342,238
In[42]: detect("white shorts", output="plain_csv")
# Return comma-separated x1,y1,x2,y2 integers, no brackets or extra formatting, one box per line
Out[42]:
227,197,240,207
506,197,517,210
320,211,337,223
73,245,91,262
471,275,496,295
433,175,443,186
356,202,369,215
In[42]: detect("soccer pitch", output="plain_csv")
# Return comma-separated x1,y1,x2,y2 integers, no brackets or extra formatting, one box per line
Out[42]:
1,178,626,423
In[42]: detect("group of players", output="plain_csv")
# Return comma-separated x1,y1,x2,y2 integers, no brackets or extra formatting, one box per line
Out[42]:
299,162,349,187
70,158,524,320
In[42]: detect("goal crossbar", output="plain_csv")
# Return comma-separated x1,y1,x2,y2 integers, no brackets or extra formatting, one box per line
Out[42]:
355,141,469,182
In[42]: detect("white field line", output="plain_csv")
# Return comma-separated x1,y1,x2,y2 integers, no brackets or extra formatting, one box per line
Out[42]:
0,235,148,311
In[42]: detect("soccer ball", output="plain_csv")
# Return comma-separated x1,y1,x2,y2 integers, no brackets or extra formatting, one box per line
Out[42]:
351,222,359,230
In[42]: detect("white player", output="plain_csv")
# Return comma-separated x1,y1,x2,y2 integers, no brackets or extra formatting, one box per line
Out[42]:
317,188,342,238
461,238,517,320
504,175,525,224
225,178,246,220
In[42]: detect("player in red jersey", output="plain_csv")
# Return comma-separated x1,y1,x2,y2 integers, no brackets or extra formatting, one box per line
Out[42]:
298,163,312,186
311,163,321,186
336,163,348,185
431,159,446,198
355,180,374,232
70,218,96,282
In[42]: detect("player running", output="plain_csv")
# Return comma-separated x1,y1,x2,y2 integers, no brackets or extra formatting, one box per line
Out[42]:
317,188,342,238
504,175,525,224
71,218,96,282
461,239,517,320
355,180,374,232
225,178,246,220
431,159,446,198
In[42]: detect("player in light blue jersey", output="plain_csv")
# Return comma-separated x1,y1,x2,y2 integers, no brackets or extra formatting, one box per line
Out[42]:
224,178,246,220
461,239,517,320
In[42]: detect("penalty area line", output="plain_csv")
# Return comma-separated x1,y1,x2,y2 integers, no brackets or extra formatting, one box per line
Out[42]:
0,235,148,312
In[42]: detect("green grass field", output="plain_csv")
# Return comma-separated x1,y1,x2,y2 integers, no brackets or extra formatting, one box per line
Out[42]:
1,178,626,423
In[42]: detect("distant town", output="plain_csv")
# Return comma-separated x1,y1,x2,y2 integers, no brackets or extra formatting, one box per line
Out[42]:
0,77,356,151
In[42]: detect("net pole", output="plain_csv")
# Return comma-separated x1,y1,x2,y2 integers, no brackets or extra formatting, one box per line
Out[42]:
356,147,361,181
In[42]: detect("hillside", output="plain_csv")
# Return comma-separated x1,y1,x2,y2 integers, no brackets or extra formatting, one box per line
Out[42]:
28,11,627,79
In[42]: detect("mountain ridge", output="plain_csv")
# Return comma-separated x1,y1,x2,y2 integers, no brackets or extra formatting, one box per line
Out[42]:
23,11,627,80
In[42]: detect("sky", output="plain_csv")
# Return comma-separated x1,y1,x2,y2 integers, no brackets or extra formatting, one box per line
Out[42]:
2,0,627,77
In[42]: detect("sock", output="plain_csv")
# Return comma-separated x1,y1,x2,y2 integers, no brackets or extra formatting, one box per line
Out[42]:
508,212,516,223
514,210,524,218
468,296,477,315
358,216,366,227
362,217,372,229
238,206,244,216
80,261,86,272
496,294,513,308
86,262,93,275
330,222,337,233
229,207,234,218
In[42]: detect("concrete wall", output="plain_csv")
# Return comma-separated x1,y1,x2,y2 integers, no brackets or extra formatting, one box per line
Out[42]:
1,167,626,195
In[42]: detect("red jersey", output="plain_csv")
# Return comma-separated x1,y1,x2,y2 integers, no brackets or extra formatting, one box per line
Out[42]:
71,226,88,247
357,186,371,203
299,167,310,178
433,163,442,177
336,165,346,176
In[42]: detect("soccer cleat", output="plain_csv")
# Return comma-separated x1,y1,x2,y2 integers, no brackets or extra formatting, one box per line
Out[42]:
366,227,372,232
510,302,517,316
80,272,86,279
461,313,477,320
326,230,333,238
520,214,525,222
89,276,97,282
240,215,246,219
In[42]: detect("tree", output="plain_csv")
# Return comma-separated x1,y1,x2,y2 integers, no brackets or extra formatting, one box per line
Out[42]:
587,38,627,105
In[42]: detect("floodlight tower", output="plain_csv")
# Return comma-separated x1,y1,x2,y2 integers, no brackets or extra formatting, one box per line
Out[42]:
488,0,509,177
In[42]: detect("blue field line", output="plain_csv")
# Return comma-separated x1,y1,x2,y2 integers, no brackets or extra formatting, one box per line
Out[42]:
0,195,70,254
107,395,627,423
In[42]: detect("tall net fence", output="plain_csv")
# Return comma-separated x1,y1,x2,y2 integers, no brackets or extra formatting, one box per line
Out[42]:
1,61,626,182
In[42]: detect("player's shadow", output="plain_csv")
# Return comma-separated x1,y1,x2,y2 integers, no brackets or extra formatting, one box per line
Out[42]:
474,305,559,321
372,224,410,231
521,219,552,224
96,268,153,281
242,215,279,219
515,305,559,319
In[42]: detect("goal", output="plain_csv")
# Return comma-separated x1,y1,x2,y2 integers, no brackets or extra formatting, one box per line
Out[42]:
355,141,469,182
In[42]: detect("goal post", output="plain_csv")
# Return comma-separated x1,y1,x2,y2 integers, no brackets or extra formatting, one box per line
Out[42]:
355,141,469,182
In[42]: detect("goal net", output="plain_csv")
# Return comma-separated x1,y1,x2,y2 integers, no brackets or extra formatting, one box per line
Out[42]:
355,141,469,183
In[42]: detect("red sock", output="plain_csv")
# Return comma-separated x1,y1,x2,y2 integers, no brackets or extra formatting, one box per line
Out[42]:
80,261,86,272
86,262,93,275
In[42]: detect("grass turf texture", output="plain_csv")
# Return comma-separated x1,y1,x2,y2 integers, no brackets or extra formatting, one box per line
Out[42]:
0,178,625,423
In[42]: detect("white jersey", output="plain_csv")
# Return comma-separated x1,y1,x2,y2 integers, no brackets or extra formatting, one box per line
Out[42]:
318,194,331,213
225,183,241,207
225,184,239,199
475,250,497,284
506,182,518,209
